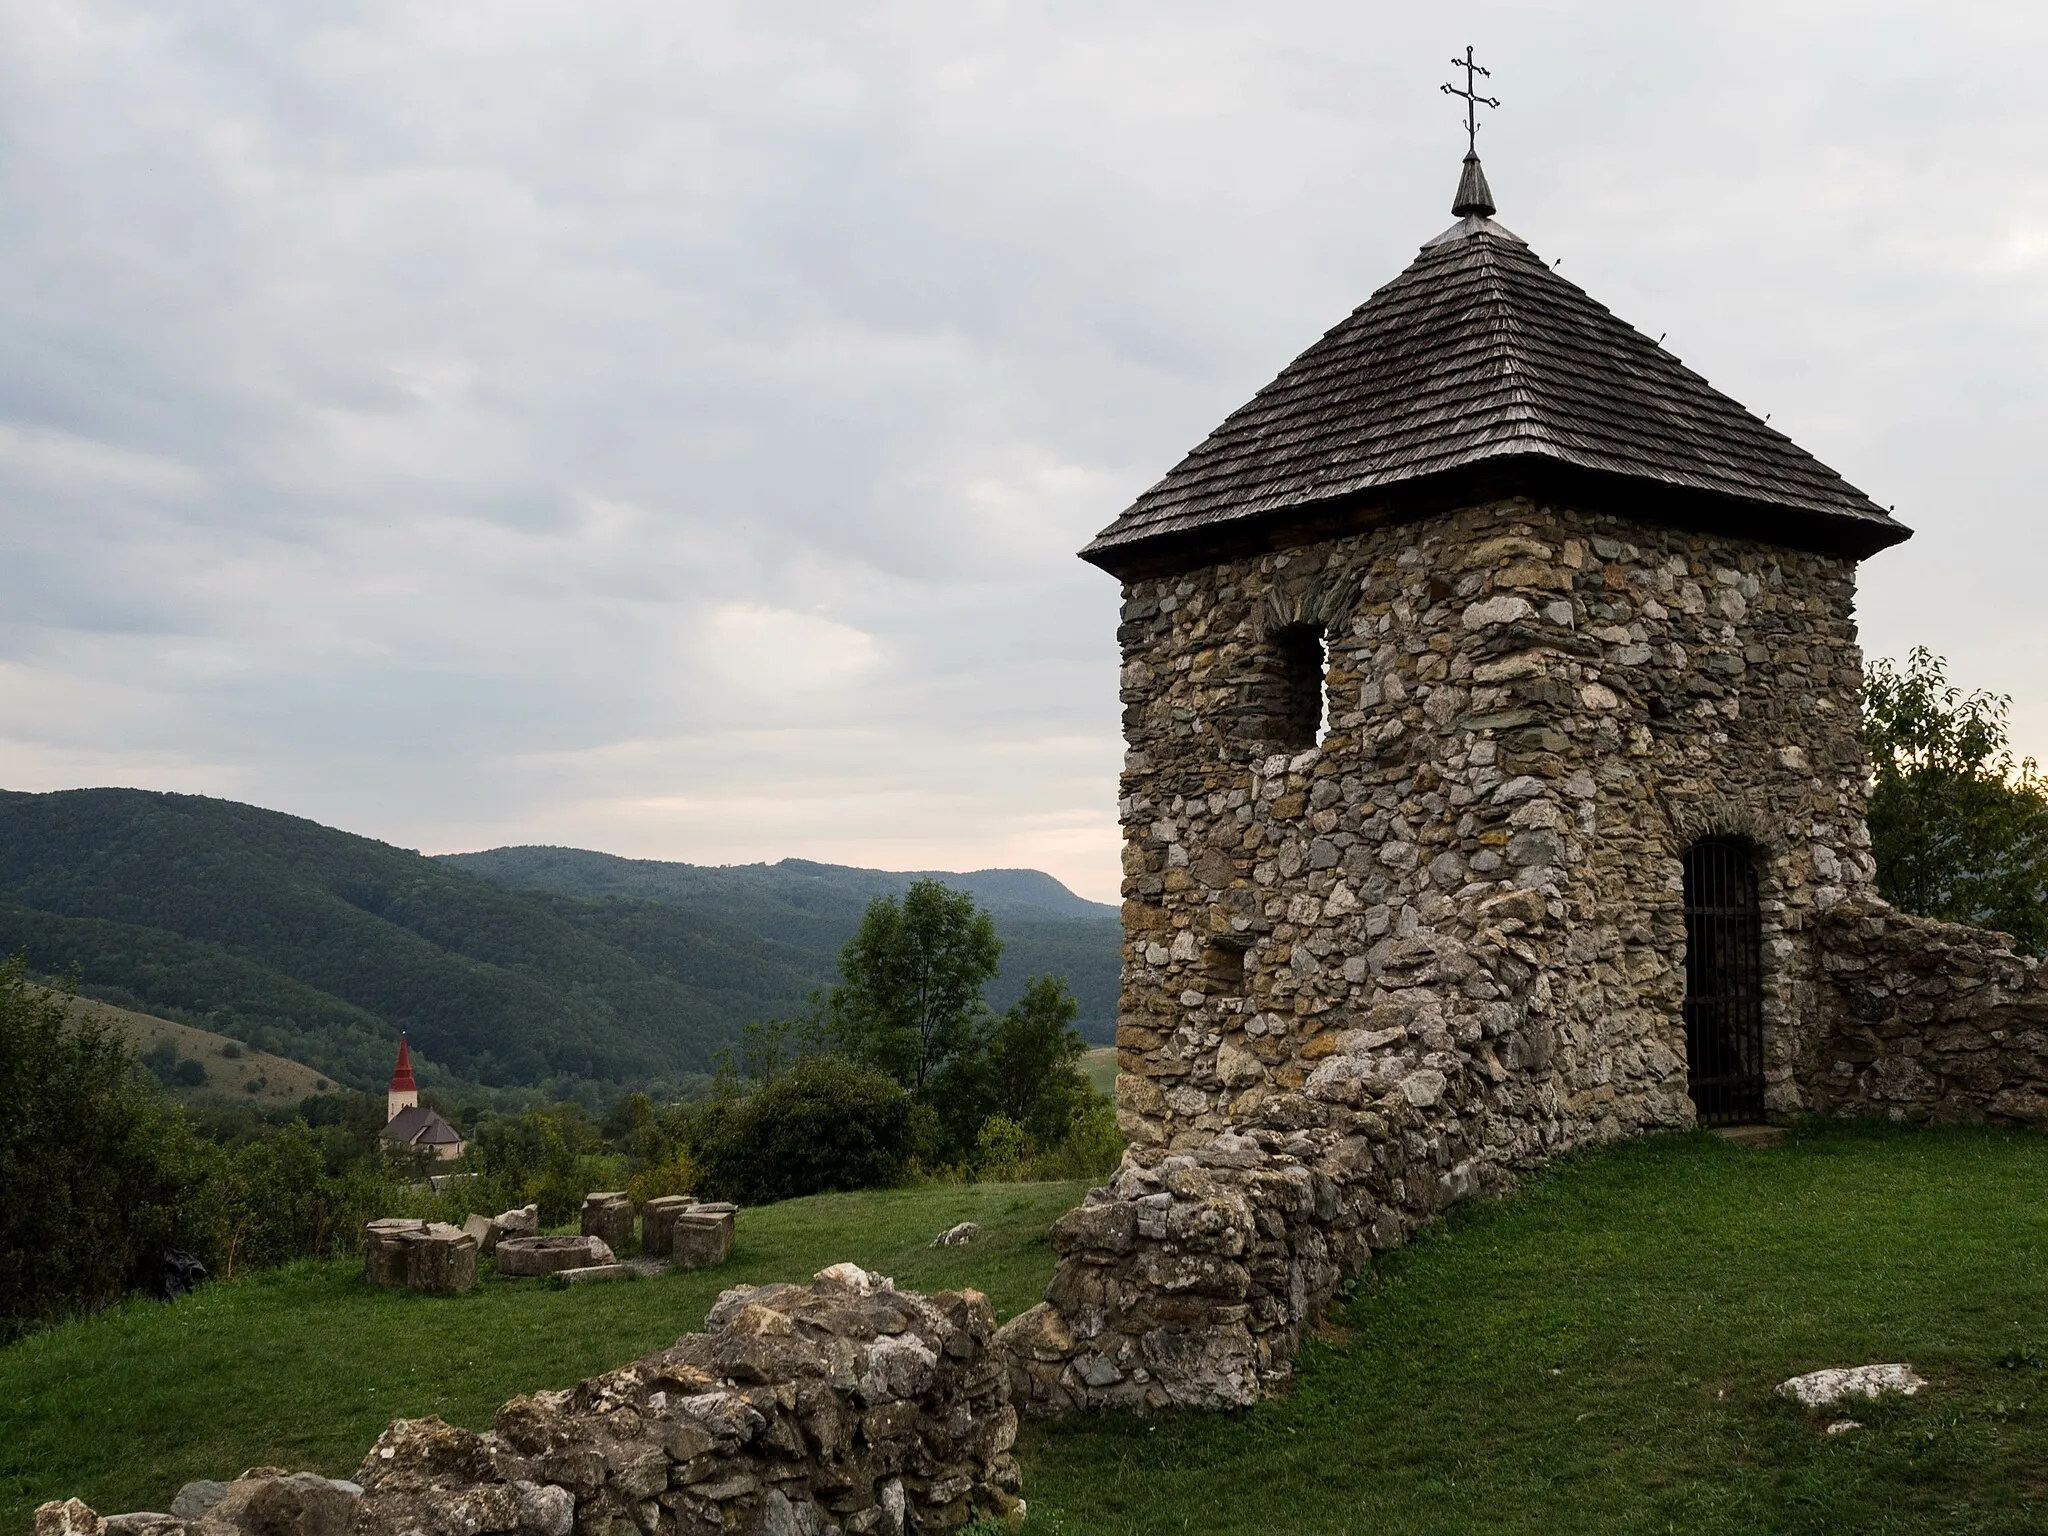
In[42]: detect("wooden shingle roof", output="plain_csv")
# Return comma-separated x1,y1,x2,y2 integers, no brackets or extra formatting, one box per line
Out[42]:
1082,173,1909,577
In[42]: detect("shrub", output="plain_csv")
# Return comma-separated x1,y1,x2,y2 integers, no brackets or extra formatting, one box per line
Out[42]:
626,1154,698,1206
691,1056,916,1204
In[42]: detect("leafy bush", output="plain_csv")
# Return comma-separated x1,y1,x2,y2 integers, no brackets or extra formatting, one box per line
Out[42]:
691,1056,916,1204
626,1155,698,1205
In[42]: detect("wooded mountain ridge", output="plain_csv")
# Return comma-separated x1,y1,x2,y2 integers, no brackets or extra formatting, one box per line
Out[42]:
0,789,1119,1101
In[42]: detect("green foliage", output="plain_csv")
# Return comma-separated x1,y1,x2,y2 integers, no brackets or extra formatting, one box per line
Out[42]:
984,975,1093,1148
689,1056,918,1204
833,880,1002,1093
1865,648,2048,951
0,959,191,1340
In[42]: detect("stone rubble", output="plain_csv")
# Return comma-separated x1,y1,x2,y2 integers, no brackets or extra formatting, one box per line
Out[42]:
38,1265,1022,1536
1776,1364,1927,1408
928,1225,979,1249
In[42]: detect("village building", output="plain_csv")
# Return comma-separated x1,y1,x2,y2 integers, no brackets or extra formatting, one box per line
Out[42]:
377,1034,465,1161
995,125,2048,1415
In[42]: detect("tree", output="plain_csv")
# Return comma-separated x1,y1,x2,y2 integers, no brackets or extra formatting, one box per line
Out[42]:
0,958,192,1337
1864,648,2048,951
832,881,1002,1093
689,1056,917,1204
985,976,1093,1148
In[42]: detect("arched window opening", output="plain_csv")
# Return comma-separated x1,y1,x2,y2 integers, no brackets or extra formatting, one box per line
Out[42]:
1271,622,1328,751
1681,837,1766,1125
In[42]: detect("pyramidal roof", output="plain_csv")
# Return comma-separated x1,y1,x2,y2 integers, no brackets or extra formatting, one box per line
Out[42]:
1081,158,1909,577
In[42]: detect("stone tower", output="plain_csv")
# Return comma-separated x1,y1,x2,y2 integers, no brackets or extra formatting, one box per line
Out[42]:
386,1034,419,1124
996,150,1920,1413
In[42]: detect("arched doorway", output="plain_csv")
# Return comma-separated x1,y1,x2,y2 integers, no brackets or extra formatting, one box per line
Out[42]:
1682,838,1766,1124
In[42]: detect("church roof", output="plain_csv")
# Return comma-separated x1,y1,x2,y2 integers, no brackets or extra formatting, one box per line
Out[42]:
389,1034,416,1093
1081,161,1910,577
381,1104,463,1147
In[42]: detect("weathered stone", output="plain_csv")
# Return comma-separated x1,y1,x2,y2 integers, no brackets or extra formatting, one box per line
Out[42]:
170,1484,229,1521
461,1213,498,1255
671,1205,737,1270
493,1235,615,1278
495,1204,540,1240
43,1263,1016,1536
579,1192,635,1256
199,1471,357,1536
639,1196,693,1258
363,1221,478,1294
930,1222,981,1247
558,1263,635,1284
1776,1363,1927,1408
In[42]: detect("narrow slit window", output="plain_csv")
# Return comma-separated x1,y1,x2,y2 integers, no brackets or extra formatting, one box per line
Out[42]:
1272,622,1328,750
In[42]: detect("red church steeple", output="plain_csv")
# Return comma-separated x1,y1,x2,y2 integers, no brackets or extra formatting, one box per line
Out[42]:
389,1033,417,1092
386,1034,420,1123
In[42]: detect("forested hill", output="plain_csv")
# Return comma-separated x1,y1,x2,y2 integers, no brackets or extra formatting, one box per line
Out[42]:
0,790,1121,1101
436,846,1125,1051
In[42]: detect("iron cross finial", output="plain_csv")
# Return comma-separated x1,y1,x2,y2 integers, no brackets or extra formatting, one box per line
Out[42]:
1441,46,1500,155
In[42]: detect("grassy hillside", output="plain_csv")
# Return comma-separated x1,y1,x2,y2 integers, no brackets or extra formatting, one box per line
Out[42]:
65,993,336,1107
1080,1045,1118,1096
440,846,1125,1043
8,1127,2048,1533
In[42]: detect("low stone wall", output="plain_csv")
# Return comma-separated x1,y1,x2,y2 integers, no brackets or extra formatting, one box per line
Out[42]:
1810,897,2048,1125
997,1087,1509,1413
39,1264,1022,1536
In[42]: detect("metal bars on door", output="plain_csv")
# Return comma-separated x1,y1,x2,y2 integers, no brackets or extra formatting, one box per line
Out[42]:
1681,838,1766,1125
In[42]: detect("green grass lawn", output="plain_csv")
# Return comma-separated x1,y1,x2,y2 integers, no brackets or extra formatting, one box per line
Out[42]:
10,1126,2048,1534
1022,1123,2048,1535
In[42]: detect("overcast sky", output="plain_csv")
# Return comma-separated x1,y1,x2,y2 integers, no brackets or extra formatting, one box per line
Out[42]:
0,1,2042,903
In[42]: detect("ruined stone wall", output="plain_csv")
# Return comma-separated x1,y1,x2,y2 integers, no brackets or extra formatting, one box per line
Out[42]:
1810,898,2048,1125
996,496,1877,1412
41,1264,1021,1536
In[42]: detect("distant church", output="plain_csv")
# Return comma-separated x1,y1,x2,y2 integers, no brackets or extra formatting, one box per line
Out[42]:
377,1034,465,1160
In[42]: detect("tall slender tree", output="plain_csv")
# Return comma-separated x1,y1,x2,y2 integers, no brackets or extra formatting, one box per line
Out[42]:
832,880,1002,1093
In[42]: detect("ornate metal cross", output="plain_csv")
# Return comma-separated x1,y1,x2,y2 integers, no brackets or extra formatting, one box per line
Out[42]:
1441,46,1500,154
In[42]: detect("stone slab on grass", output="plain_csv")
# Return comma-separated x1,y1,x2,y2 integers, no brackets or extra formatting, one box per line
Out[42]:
557,1263,636,1285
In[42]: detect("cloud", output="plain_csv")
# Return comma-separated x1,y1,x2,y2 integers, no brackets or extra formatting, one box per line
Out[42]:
0,1,2044,903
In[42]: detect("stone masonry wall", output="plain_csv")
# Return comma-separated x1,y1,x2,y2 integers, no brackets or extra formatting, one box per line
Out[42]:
995,496,1879,1412
41,1264,1022,1536
1811,898,2048,1125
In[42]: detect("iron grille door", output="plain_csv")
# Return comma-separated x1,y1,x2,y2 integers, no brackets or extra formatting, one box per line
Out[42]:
1682,838,1766,1125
